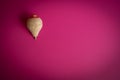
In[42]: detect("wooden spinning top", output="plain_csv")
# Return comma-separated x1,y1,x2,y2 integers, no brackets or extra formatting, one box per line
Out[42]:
27,15,43,39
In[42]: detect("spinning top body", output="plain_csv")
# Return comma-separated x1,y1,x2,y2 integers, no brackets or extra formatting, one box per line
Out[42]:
27,15,43,39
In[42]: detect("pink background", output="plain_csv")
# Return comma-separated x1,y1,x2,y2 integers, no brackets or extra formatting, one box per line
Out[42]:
1,0,120,80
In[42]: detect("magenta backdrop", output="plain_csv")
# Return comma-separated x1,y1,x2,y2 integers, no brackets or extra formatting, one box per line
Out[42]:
1,0,120,80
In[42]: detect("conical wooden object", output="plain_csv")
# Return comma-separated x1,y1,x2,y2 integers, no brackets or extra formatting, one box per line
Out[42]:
27,15,43,39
